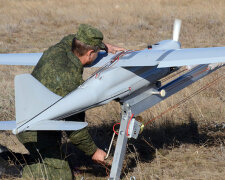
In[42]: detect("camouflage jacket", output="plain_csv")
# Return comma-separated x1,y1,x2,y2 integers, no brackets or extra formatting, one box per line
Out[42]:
32,34,84,97
31,34,97,156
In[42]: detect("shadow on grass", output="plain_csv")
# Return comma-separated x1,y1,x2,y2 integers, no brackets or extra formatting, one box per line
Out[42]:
63,114,225,178
0,114,224,178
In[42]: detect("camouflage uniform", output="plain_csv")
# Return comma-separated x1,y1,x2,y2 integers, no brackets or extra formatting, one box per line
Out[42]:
17,24,105,180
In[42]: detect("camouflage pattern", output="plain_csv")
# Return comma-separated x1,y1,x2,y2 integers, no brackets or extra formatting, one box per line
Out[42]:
32,34,84,97
17,32,101,179
65,112,97,157
16,131,69,180
22,158,72,180
76,24,105,49
17,113,98,179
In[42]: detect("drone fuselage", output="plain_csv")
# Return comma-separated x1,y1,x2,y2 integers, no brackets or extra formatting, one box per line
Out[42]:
15,64,173,134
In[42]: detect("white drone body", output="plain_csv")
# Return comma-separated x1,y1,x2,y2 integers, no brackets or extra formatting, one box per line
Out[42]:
0,19,224,180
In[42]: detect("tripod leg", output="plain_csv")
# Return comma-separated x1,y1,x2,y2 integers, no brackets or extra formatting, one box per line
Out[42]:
109,103,132,180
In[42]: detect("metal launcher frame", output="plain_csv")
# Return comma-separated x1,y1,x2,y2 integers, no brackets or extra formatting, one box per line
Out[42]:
108,64,224,180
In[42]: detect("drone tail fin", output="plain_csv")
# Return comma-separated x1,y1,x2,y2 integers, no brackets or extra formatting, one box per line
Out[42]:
14,74,61,126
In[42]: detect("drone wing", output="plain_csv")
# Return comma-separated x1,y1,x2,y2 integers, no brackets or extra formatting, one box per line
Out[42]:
92,47,225,68
0,121,16,130
0,52,116,67
0,47,225,68
0,120,87,131
0,53,42,66
157,47,225,68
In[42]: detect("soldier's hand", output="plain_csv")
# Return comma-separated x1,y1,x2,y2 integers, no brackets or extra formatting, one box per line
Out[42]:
92,148,106,163
105,43,127,54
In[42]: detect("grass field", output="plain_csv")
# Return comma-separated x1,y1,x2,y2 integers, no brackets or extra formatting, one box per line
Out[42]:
0,0,224,179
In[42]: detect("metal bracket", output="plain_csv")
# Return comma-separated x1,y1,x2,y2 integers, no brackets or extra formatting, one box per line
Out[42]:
127,118,142,139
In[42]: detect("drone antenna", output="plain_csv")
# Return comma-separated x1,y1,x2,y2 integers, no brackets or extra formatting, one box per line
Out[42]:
173,19,182,41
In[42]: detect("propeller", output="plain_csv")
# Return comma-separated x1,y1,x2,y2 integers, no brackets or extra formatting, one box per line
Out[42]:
173,19,182,41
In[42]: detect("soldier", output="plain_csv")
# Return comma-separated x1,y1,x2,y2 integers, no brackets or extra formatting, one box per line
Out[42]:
16,24,125,179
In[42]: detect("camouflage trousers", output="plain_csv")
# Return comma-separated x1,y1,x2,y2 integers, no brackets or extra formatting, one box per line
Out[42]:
16,112,86,180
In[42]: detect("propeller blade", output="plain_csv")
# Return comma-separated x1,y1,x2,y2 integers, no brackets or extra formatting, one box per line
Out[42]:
173,19,182,41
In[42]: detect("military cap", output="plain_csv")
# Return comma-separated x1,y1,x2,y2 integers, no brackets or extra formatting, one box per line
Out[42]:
76,24,105,49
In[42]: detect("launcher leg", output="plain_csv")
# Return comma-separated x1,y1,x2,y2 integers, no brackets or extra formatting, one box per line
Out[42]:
109,103,132,180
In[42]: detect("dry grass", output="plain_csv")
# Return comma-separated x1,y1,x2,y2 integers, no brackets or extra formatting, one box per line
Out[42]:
0,0,224,179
